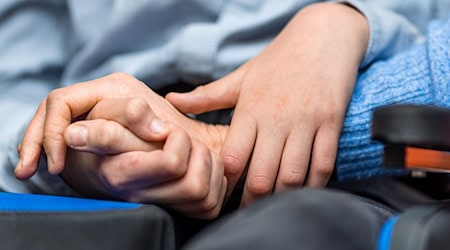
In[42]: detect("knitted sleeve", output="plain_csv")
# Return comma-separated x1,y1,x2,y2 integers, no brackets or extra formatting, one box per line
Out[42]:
335,19,450,180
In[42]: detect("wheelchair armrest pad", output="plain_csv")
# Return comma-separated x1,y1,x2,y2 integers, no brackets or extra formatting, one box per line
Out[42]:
0,192,176,250
382,201,450,250
372,105,450,151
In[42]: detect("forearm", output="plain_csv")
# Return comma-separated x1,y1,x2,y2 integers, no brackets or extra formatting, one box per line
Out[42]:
287,2,369,71
336,19,450,180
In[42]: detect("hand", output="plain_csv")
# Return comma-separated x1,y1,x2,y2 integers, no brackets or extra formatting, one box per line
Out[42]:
15,72,227,180
166,3,369,206
62,98,227,219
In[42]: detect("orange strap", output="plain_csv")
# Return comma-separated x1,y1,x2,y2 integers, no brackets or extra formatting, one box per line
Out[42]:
405,147,450,171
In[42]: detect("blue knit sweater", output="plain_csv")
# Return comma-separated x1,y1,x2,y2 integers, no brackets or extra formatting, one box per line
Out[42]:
336,19,450,180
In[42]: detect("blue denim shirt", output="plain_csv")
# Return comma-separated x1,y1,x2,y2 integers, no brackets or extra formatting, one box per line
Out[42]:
0,0,449,194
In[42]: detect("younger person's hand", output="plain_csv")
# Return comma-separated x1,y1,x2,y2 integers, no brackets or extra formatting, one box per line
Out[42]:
167,3,369,206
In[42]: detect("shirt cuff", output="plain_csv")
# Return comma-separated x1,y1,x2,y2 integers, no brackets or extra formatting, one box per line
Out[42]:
334,0,425,68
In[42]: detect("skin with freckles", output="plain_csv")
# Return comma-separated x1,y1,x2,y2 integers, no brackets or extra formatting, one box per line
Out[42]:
167,3,369,206
16,2,369,214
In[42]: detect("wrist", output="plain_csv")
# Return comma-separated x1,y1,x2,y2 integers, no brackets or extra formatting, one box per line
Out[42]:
292,2,369,66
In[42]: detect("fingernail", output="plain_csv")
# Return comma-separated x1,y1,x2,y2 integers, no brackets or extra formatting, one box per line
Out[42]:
67,125,88,147
150,118,166,134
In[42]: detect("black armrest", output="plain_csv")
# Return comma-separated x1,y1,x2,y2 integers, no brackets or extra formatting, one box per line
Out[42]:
371,104,450,172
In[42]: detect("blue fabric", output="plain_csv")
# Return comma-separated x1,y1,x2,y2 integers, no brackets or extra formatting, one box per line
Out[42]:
0,192,140,212
378,216,399,250
336,19,450,180
341,0,450,69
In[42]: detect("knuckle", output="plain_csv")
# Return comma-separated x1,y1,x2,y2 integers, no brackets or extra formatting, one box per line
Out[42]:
199,207,221,220
45,89,70,114
47,88,66,101
222,149,245,176
125,98,149,124
97,121,123,146
246,175,273,197
279,169,305,187
200,194,220,212
185,179,209,201
195,85,206,93
99,169,128,192
320,108,340,124
314,164,334,177
107,72,137,90
110,71,132,80
164,153,186,178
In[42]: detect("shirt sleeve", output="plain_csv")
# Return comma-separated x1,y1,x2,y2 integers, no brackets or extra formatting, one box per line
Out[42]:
336,18,450,180
0,1,75,195
336,0,450,68
0,77,77,196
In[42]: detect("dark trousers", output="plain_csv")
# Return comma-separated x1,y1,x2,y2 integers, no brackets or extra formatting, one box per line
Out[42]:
183,177,433,250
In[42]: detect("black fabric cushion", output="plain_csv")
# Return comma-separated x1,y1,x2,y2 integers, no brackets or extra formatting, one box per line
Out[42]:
0,192,176,250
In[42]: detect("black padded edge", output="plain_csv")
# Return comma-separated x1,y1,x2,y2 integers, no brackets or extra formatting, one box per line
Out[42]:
0,205,175,250
372,105,450,151
390,201,450,250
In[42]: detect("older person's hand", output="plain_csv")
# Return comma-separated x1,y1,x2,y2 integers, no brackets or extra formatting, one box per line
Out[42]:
15,73,227,180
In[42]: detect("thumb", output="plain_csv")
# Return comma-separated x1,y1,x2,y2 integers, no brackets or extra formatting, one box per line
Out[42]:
166,67,246,114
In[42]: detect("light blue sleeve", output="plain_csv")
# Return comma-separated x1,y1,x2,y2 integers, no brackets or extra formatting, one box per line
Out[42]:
61,0,320,86
0,1,75,194
336,19,450,180
338,0,450,68
60,0,450,84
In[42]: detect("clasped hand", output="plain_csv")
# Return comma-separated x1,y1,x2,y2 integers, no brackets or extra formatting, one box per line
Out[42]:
15,73,228,219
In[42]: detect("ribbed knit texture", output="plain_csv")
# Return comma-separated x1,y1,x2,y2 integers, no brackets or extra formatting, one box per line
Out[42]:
336,20,450,180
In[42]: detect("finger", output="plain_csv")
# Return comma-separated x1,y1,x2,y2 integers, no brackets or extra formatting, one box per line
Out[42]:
274,128,315,192
169,151,224,208
124,140,214,204
305,124,339,187
64,119,162,155
86,98,169,141
220,110,257,198
42,84,106,175
98,125,191,191
41,73,146,175
15,99,47,179
172,177,227,220
240,129,286,207
165,66,246,114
